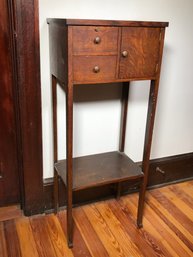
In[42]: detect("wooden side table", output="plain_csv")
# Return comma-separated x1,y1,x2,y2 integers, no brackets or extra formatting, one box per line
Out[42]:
47,18,169,247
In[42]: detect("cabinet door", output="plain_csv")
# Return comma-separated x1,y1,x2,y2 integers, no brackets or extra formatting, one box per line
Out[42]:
0,0,20,206
119,27,161,79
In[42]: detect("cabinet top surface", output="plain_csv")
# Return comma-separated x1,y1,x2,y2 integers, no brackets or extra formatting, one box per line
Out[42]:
47,18,169,28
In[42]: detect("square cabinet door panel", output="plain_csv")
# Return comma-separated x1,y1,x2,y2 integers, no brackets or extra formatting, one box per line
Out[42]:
119,27,161,79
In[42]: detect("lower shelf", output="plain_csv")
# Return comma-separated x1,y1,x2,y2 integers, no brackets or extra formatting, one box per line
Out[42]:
55,151,143,191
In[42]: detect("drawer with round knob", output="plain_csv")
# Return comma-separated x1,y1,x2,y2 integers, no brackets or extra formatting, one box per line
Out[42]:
73,55,117,83
72,26,118,55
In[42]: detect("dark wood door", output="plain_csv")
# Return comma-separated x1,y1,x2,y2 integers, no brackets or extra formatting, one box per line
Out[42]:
0,0,20,206
119,27,161,79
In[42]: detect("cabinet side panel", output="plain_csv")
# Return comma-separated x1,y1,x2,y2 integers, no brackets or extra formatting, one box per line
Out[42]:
48,23,68,84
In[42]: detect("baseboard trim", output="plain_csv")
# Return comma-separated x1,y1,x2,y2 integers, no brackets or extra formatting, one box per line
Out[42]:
43,152,193,212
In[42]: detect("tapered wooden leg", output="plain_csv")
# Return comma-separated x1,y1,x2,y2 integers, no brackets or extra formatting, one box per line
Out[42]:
137,80,159,227
119,82,130,152
66,83,73,248
52,75,59,213
117,83,129,200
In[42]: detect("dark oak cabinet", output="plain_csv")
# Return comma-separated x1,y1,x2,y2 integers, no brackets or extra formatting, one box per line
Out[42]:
48,18,168,247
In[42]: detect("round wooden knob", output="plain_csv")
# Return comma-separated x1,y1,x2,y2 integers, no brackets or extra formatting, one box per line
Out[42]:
94,36,101,44
122,50,128,57
93,66,100,73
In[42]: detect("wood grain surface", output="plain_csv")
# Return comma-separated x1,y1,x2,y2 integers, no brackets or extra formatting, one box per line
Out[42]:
48,19,169,28
0,0,20,206
55,151,143,191
72,26,118,54
0,180,193,256
0,205,22,222
119,28,161,79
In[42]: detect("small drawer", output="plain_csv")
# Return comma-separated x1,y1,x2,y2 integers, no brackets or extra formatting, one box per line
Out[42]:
72,26,118,54
73,56,117,83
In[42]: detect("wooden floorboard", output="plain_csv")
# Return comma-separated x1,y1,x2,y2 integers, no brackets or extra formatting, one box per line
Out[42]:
0,205,22,222
0,180,193,256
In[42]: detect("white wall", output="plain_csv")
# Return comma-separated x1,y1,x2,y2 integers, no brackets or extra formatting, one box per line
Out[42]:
39,0,193,178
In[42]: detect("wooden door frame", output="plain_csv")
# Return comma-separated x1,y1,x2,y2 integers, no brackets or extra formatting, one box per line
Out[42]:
11,0,44,215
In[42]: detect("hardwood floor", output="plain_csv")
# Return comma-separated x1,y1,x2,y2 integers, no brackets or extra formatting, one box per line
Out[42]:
0,180,193,256
0,205,22,222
